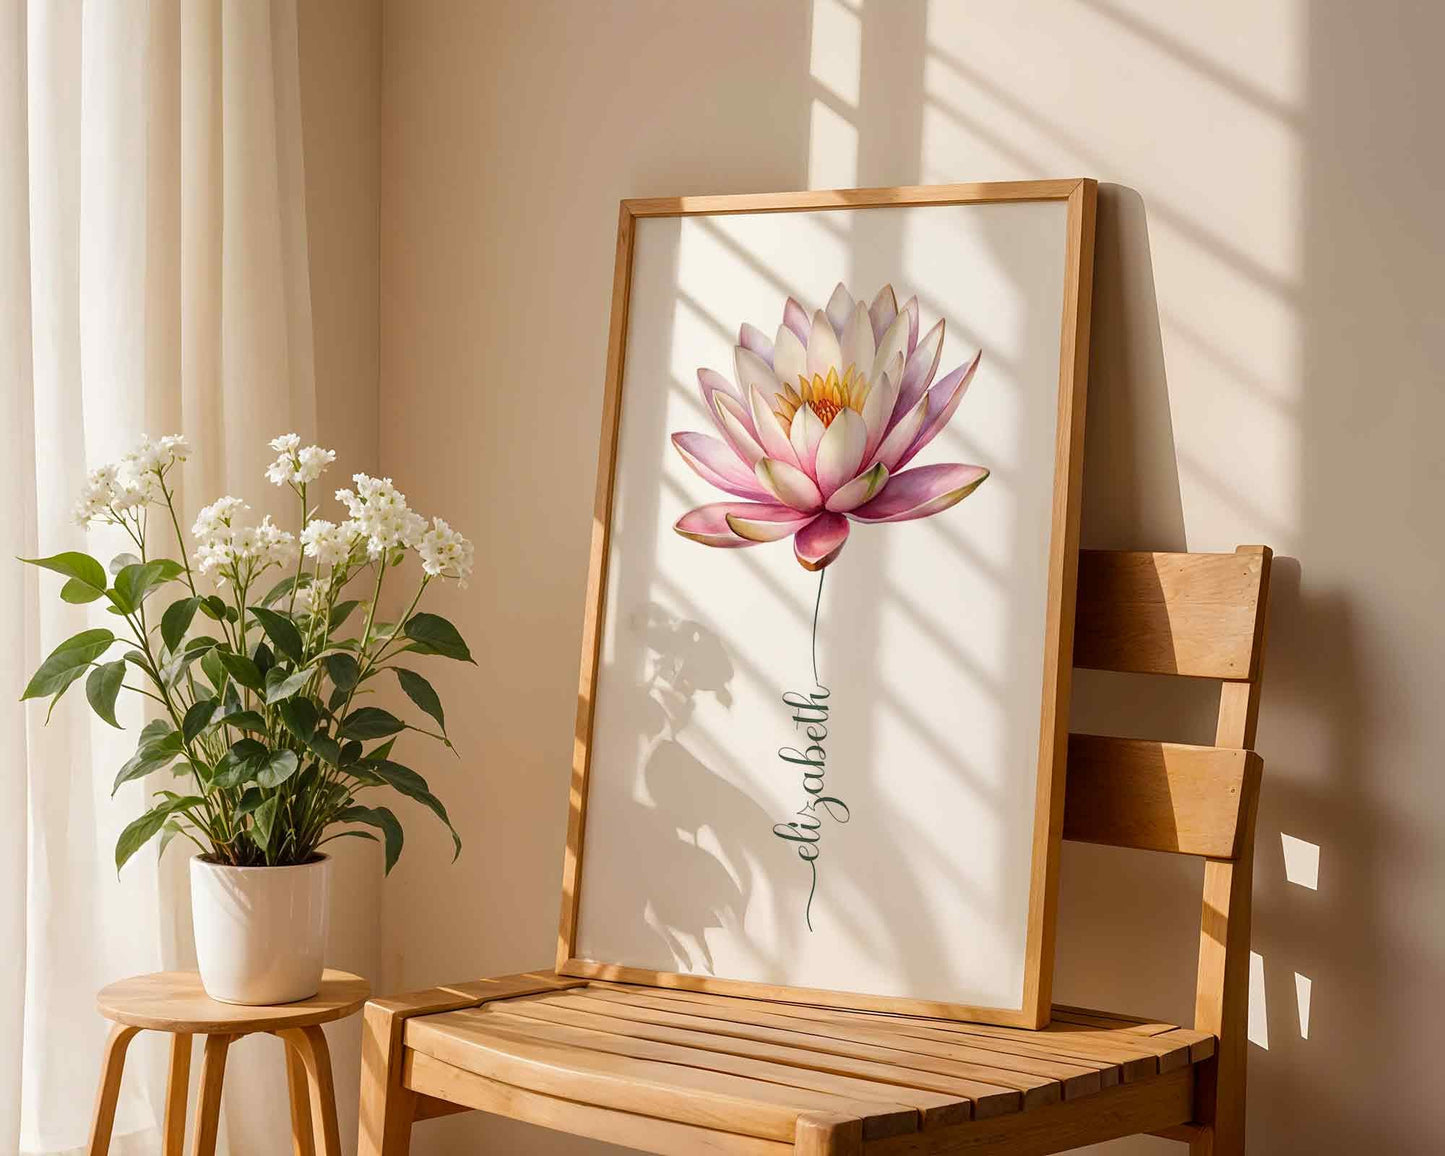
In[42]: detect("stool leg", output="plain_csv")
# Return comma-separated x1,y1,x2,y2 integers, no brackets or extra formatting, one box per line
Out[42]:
284,1035,316,1156
276,1026,341,1156
191,1034,233,1156
163,1034,191,1156
87,1023,140,1156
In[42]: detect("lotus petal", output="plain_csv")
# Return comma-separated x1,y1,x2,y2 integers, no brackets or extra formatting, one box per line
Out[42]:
826,462,888,512
675,503,771,547
868,284,898,346
840,301,876,379
814,408,867,498
873,393,930,472
783,297,810,343
725,504,816,542
672,433,771,500
902,295,920,354
713,392,766,466
806,309,843,379
749,384,801,467
788,401,826,473
739,322,774,367
825,283,854,337
735,346,780,403
756,458,823,512
773,323,807,388
897,352,981,470
861,352,904,461
870,309,910,390
850,463,989,523
894,318,944,420
699,366,745,414
794,511,849,571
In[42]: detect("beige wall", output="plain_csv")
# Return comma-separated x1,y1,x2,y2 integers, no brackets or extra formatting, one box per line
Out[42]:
377,1,1445,1152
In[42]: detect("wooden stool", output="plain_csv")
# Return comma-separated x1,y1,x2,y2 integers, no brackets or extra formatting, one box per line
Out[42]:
89,969,369,1156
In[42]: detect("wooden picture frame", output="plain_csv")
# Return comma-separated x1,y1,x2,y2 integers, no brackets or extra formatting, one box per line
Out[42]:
556,179,1096,1029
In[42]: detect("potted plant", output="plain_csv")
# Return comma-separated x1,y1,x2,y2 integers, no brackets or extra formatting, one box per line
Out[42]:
21,434,474,1004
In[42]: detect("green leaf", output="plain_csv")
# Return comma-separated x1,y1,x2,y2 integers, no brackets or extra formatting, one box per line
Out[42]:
329,600,361,631
138,719,175,746
198,595,229,621
394,668,445,735
85,661,127,728
323,653,360,692
112,730,184,793
216,649,264,692
255,748,300,788
339,707,404,740
402,613,475,663
182,698,219,743
115,806,170,872
261,574,299,607
60,576,106,604
161,596,202,653
249,606,303,664
113,560,175,612
264,665,312,705
200,647,226,692
235,787,265,817
251,641,275,678
158,820,187,858
338,804,403,872
109,552,141,575
22,551,108,594
213,738,268,788
371,760,461,860
309,732,342,767
250,795,279,852
279,698,317,742
210,709,267,735
363,736,397,763
22,628,117,700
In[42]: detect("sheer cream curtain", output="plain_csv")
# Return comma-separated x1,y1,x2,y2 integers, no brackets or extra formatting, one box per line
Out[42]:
2,1,318,1151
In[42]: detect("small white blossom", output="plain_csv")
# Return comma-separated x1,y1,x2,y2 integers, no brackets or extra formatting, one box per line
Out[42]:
418,518,475,586
300,519,357,568
192,499,295,579
72,433,190,527
266,433,336,488
335,474,425,559
291,581,320,615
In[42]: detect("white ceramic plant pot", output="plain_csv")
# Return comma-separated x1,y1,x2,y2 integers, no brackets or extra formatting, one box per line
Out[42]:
190,855,331,1005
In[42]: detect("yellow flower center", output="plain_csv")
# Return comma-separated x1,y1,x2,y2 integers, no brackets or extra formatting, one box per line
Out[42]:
773,365,869,432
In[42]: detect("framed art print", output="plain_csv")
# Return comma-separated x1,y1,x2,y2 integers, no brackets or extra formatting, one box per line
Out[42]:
558,180,1095,1028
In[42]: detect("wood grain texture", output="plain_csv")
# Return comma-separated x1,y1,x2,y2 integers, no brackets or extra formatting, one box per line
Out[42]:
275,1026,342,1156
86,1023,139,1156
163,1033,191,1156
95,969,368,1033
284,1034,316,1156
190,1034,232,1156
1062,735,1262,858
1072,550,1265,678
557,178,1097,1029
405,1050,794,1156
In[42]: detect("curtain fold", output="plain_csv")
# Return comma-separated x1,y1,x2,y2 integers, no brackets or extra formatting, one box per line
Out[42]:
2,2,316,1151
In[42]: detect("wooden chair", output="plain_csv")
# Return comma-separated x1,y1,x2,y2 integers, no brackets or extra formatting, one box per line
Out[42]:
359,545,1272,1156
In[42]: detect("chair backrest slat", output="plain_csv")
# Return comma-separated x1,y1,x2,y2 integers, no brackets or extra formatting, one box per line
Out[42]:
1062,734,1262,858
1073,550,1266,679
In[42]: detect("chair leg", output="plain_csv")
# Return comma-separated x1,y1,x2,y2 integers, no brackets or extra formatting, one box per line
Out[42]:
283,1035,317,1156
163,1034,192,1156
276,1026,342,1156
191,1034,233,1156
358,1002,416,1156
87,1023,141,1156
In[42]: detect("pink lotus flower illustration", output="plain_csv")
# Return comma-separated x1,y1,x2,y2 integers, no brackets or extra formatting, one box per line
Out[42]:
672,283,989,570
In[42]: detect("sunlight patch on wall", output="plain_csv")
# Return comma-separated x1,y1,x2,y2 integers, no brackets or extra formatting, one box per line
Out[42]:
1294,971,1311,1040
1248,950,1269,1049
808,0,862,108
1280,832,1319,890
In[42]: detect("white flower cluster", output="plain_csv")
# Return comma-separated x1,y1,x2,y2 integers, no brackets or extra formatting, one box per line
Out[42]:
265,433,337,488
72,434,191,527
191,497,297,579
334,474,427,560
300,519,357,569
418,517,475,586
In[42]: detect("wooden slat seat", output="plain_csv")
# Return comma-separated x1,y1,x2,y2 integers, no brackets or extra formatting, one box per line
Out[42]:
385,975,1213,1155
360,546,1273,1155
